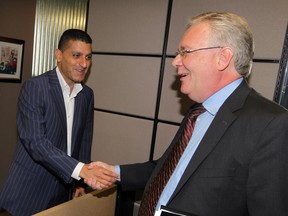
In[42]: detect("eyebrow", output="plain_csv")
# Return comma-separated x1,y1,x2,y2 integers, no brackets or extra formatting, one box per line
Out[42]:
72,51,92,55
179,46,191,50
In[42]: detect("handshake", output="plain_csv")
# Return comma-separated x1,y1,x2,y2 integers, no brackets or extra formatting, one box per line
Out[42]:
80,161,119,190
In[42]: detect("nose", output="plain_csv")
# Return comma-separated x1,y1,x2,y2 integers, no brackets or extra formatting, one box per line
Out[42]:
172,54,182,68
80,56,89,68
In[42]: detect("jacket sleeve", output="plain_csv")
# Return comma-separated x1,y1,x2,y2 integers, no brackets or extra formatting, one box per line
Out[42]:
246,112,288,215
120,160,158,191
17,79,79,184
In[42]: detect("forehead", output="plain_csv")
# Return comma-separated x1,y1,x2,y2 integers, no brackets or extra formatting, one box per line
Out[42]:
180,22,211,48
63,40,92,53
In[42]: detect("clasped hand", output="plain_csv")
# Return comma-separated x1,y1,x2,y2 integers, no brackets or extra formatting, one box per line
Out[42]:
80,161,118,190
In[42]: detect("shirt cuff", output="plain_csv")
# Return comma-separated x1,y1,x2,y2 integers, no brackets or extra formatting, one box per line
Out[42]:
71,162,85,180
115,165,121,181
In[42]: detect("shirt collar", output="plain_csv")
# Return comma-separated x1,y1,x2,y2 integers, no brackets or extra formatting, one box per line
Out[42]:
56,67,83,97
203,77,243,116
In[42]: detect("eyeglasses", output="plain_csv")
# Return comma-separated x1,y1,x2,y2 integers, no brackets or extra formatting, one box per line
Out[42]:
176,46,223,57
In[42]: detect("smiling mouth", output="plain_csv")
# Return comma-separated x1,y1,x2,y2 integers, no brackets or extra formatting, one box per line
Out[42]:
76,68,86,73
179,74,188,78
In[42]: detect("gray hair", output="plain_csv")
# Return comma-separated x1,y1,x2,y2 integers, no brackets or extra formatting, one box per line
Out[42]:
187,12,254,77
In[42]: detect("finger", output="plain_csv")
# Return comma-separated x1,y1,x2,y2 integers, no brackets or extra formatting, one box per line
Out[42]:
89,167,119,181
73,191,80,199
87,162,97,170
98,167,119,178
85,176,114,190
92,172,117,184
84,167,118,186
85,178,101,190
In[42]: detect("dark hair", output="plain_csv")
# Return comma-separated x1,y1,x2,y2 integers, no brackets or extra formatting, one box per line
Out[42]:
58,29,92,51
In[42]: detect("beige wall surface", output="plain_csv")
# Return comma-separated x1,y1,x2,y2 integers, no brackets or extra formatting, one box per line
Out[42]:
0,0,36,188
92,111,153,164
87,0,168,54
86,55,161,118
86,0,288,165
168,0,288,59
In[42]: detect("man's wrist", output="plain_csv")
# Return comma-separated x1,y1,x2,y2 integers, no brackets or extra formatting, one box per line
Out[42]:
72,162,85,180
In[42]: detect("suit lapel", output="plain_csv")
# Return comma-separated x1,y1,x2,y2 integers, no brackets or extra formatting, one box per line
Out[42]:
48,70,67,151
71,93,83,154
168,80,252,203
170,105,236,200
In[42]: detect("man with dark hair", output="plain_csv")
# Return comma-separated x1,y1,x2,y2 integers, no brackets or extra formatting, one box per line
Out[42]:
0,29,118,216
58,29,92,50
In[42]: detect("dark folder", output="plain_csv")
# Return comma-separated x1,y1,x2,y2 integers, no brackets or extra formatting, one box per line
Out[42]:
159,205,198,216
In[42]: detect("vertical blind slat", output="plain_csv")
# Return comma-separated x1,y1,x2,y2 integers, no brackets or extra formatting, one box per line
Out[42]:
32,0,88,77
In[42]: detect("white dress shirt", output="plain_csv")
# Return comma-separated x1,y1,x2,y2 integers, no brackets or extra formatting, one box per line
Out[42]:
56,68,84,180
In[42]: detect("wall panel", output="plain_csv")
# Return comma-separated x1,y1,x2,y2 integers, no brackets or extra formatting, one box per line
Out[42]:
167,0,288,59
153,123,178,159
91,111,153,164
249,63,279,100
0,0,36,188
88,0,168,54
86,55,161,117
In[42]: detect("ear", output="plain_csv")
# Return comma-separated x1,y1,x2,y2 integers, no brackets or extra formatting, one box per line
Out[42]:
55,49,62,63
216,47,234,71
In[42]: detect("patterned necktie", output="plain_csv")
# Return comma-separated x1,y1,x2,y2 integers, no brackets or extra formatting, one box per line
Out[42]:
138,104,206,216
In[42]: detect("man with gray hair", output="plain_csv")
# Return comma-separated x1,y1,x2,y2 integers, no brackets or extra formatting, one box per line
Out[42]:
87,12,288,216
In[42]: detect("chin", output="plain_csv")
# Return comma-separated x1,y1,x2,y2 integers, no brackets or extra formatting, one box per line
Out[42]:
72,79,82,84
180,87,190,95
74,77,85,83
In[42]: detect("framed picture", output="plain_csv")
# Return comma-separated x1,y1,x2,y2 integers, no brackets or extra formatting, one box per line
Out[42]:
0,36,25,83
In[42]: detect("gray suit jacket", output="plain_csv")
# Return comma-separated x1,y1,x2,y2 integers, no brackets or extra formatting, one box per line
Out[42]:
121,80,288,216
0,70,94,216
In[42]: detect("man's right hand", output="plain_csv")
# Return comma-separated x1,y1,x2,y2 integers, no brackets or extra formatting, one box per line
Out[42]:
80,163,119,190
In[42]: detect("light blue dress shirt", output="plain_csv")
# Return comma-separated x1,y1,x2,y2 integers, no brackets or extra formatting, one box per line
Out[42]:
116,77,243,215
154,77,243,215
